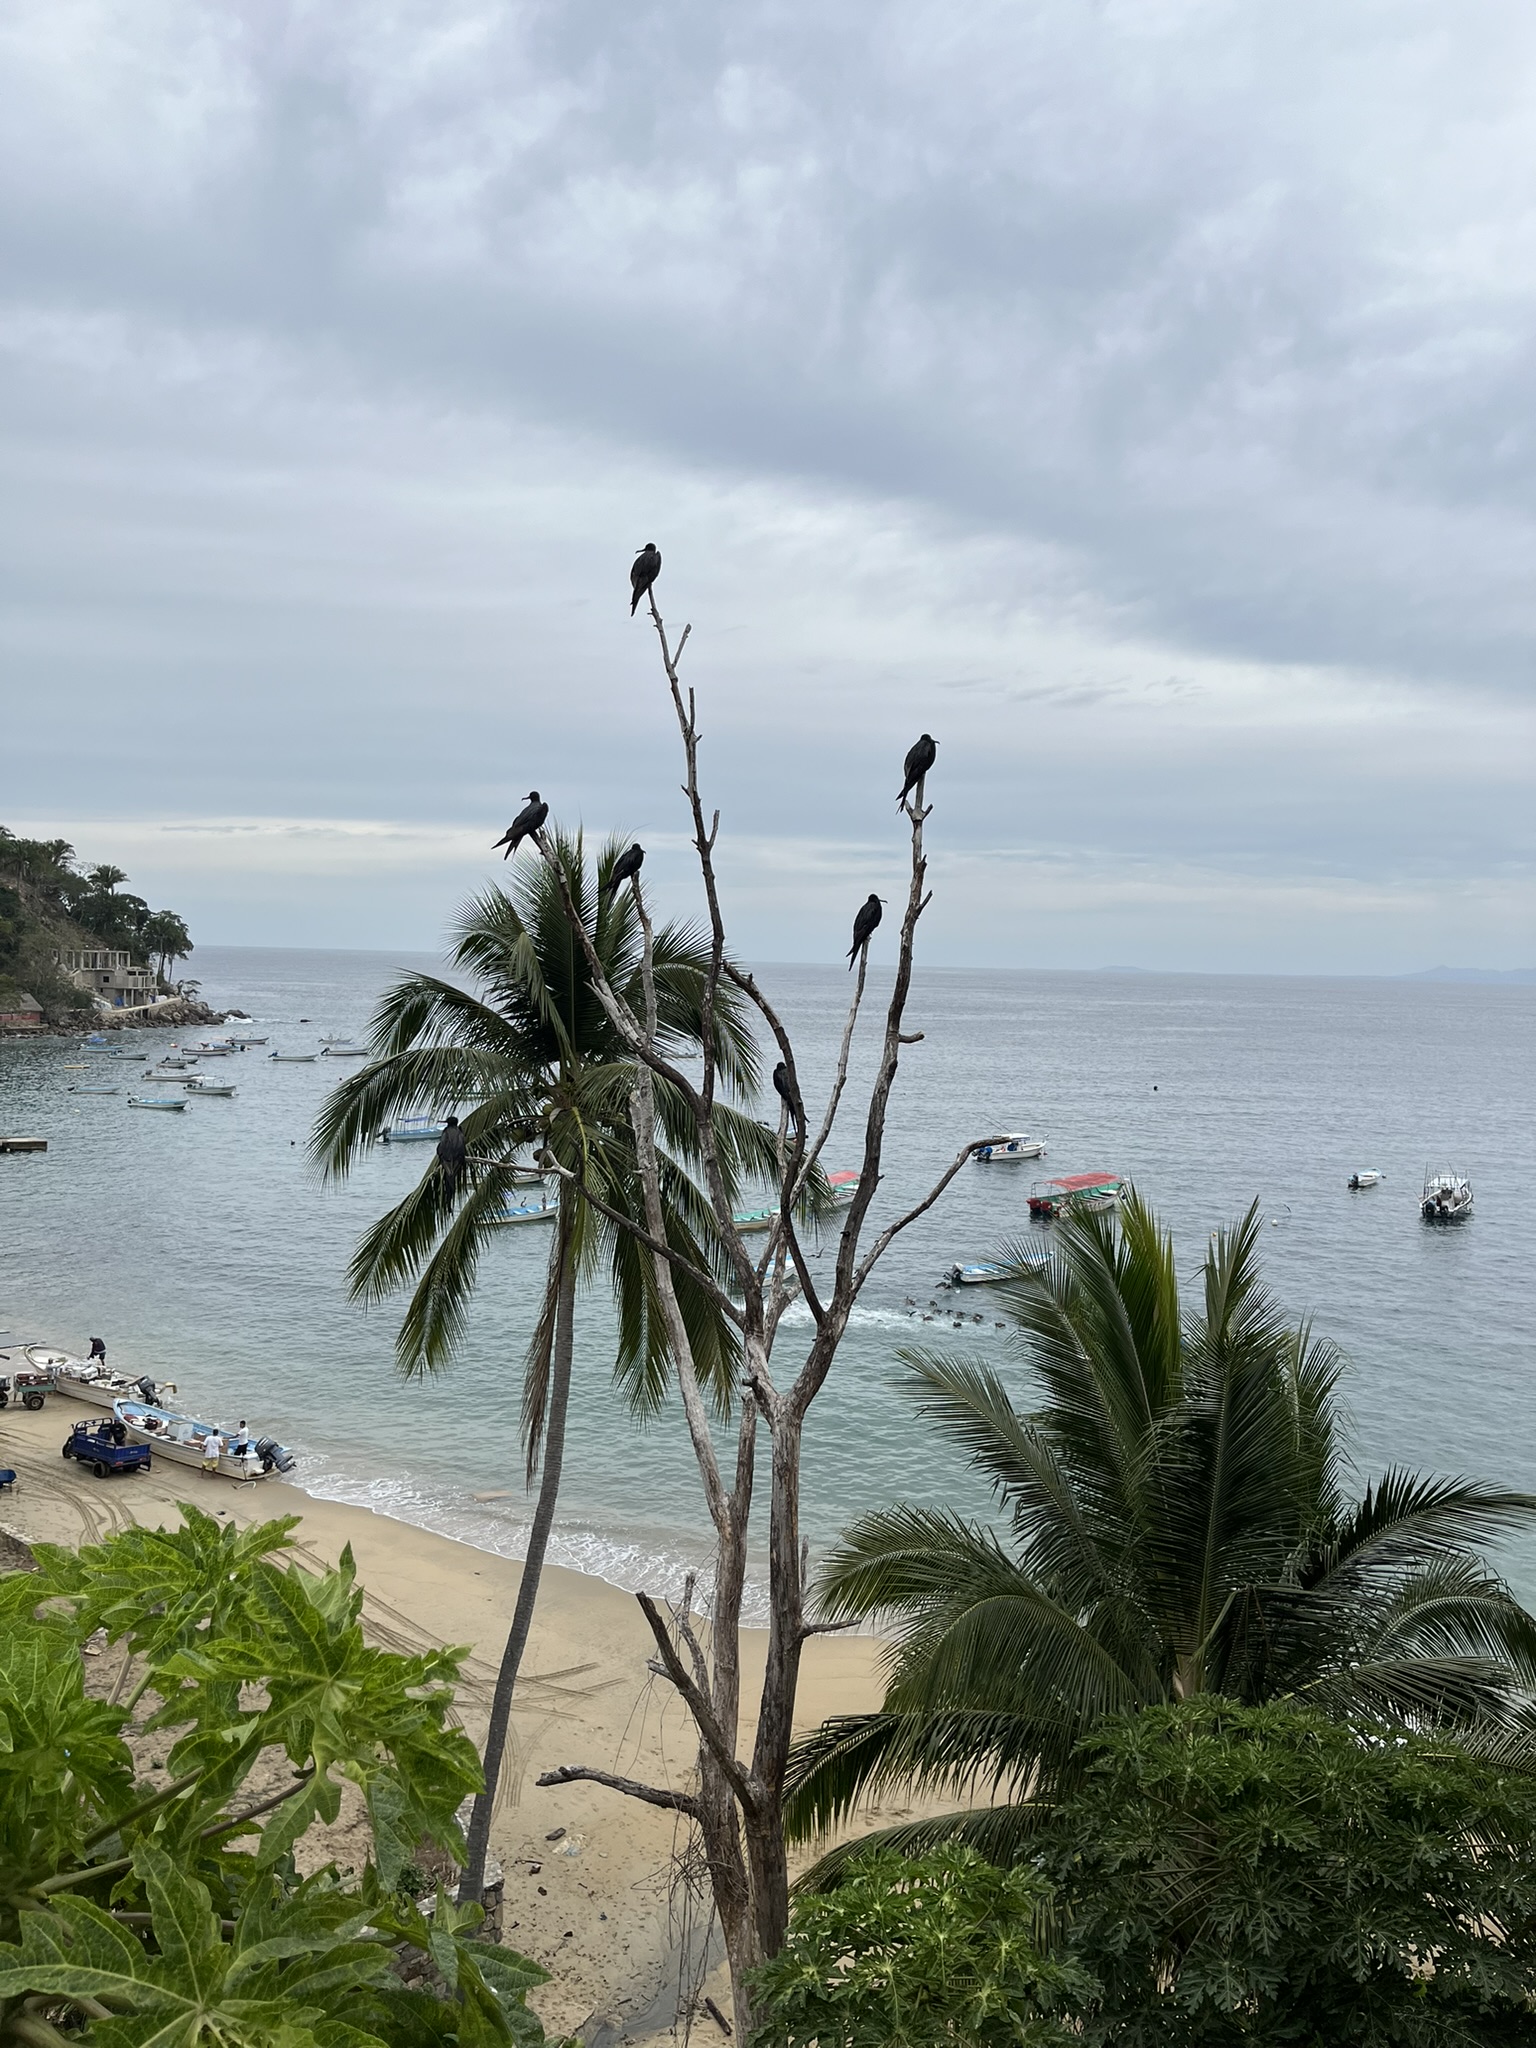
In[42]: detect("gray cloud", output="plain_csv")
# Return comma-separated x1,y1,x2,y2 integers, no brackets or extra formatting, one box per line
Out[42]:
1,0,1533,968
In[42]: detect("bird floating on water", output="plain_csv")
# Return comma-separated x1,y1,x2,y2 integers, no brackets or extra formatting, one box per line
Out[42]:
492,792,549,859
436,1116,467,1194
772,1060,804,1127
630,543,661,615
600,843,645,902
847,893,884,968
897,734,938,806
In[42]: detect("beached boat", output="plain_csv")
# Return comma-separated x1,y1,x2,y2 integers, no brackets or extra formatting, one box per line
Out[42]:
380,1115,448,1143
1348,1169,1384,1190
25,1346,177,1411
184,1079,237,1097
971,1134,1047,1163
268,1053,318,1063
113,1398,297,1478
491,1192,558,1225
1421,1170,1473,1222
1028,1171,1124,1219
128,1096,189,1112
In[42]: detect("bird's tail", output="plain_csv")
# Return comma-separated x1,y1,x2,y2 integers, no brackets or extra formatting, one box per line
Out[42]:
630,589,641,615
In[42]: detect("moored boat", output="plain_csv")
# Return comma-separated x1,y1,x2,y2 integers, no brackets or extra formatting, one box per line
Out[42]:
971,1134,1047,1163
1028,1172,1124,1218
491,1192,558,1226
113,1399,297,1479
319,1044,368,1058
1421,1170,1473,1222
128,1096,188,1112
380,1115,447,1143
68,1084,120,1096
268,1052,319,1063
1348,1169,1384,1190
826,1169,860,1206
185,1079,237,1097
228,1035,267,1047
948,1261,1010,1285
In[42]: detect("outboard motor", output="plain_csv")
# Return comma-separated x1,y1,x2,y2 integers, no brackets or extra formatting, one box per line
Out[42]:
255,1436,297,1474
135,1376,158,1403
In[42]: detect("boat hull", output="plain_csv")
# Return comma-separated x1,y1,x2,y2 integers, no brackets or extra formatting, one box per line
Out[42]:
114,1400,286,1480
972,1137,1046,1163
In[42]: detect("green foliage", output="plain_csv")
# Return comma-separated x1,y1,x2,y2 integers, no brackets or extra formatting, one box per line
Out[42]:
788,1196,1536,1867
751,1846,1090,2047
0,1513,561,2046
1046,1697,1536,2046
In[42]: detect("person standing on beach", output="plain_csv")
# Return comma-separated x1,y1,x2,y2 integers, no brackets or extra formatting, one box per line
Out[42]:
202,1429,223,1476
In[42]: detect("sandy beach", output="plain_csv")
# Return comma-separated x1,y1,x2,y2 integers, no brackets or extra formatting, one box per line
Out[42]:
0,1394,887,2042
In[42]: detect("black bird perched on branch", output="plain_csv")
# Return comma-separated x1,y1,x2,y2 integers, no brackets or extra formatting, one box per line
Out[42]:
492,792,548,859
772,1060,804,1127
599,843,645,902
630,543,661,615
435,1116,467,1194
847,892,884,967
897,734,938,807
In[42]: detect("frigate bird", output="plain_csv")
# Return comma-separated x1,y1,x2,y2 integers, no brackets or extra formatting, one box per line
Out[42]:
599,843,646,902
630,543,662,615
492,792,548,859
897,734,938,806
772,1060,804,1126
847,892,884,967
436,1116,467,1194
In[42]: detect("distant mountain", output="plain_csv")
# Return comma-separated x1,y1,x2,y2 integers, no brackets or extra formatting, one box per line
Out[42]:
1400,966,1536,985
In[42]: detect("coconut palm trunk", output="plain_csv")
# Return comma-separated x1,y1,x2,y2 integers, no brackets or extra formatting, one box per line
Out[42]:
460,1213,576,1904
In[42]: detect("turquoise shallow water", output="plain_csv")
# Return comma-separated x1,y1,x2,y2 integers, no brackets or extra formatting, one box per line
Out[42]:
3,947,1534,1615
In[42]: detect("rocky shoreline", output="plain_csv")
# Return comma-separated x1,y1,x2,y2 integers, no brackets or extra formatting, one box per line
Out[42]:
33,996,230,1036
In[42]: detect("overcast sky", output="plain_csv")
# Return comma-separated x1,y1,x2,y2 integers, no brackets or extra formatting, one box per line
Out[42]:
3,0,1534,971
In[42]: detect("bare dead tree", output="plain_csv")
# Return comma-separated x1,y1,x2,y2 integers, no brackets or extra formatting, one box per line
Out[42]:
530,583,1004,2036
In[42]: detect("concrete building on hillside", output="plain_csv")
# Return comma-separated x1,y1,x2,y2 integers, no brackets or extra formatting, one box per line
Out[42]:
52,947,160,1008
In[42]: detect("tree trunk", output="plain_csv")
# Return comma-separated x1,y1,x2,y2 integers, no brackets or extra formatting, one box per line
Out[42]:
460,1223,577,1905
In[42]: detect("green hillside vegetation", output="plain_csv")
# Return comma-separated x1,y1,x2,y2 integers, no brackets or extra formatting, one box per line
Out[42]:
0,826,193,1014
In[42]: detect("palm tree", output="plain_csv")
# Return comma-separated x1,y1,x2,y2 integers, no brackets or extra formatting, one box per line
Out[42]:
141,911,193,986
312,831,776,1900
787,1193,1536,1869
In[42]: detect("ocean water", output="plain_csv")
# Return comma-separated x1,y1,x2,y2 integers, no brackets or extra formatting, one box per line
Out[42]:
3,946,1534,1616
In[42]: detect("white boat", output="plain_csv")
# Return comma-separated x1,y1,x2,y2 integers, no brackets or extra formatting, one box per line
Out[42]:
191,1044,232,1057
269,1053,319,1063
971,1134,1047,1163
491,1193,558,1226
144,1069,200,1084
185,1079,237,1097
948,1261,1010,1285
128,1096,189,1112
149,1057,197,1071
1029,1172,1124,1218
1421,1170,1473,1222
1347,1169,1384,1190
25,1346,177,1411
319,1045,368,1058
113,1398,297,1479
228,1036,268,1047
68,1084,120,1096
381,1116,447,1143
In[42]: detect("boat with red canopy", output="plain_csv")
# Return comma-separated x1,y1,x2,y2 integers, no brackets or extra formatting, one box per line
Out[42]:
1027,1171,1124,1219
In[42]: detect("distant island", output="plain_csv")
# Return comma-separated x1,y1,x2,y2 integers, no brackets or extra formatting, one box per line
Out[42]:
0,826,220,1032
1399,966,1536,985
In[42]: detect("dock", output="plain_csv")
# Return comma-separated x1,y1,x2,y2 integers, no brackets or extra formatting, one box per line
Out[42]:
0,1137,47,1154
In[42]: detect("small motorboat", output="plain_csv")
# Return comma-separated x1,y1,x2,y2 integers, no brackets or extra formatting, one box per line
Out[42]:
733,1202,779,1234
826,1169,860,1207
191,1044,232,1057
149,1057,196,1071
114,1398,297,1478
68,1084,120,1096
948,1261,1010,1286
269,1052,318,1063
1348,1169,1384,1190
972,1134,1047,1163
185,1079,237,1097
319,1044,368,1058
1028,1172,1124,1219
1421,1170,1473,1222
228,1036,268,1047
491,1193,558,1226
128,1096,189,1112
144,1069,198,1084
380,1115,448,1143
